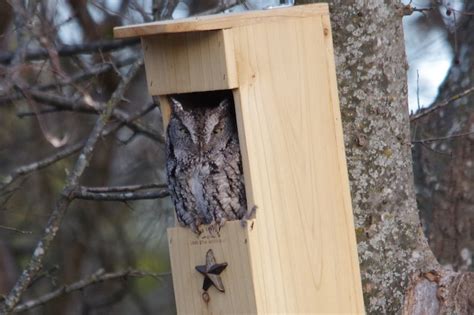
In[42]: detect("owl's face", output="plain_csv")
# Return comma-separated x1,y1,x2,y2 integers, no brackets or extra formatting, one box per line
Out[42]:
167,97,238,161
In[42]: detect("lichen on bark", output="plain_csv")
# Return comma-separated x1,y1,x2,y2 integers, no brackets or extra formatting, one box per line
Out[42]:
313,1,439,313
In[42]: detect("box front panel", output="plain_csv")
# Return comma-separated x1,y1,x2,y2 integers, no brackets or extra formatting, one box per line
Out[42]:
167,221,258,315
142,30,238,95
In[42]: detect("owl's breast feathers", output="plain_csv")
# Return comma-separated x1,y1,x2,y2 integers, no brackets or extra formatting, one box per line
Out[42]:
203,139,246,224
187,164,212,224
167,139,246,229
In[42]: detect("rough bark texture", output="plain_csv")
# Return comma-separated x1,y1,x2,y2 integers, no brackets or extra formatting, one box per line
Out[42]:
295,0,474,313
326,2,437,313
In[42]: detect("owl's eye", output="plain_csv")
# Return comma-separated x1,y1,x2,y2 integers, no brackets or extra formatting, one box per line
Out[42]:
177,126,189,135
213,125,224,135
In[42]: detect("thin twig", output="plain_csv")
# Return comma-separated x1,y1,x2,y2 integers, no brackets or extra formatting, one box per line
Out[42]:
0,225,32,235
0,59,144,314
0,102,157,192
416,69,421,111
0,57,137,105
410,86,474,121
0,141,85,191
12,268,170,313
28,90,98,112
195,0,239,16
418,141,452,156
112,108,164,142
38,57,137,89
412,131,474,144
83,183,167,193
72,186,169,201
402,2,434,16
0,39,140,64
25,90,163,143
16,107,70,117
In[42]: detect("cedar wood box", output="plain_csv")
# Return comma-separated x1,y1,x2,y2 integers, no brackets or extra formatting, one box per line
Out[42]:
114,4,365,314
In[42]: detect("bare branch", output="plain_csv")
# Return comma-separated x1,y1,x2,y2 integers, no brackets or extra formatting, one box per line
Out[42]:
412,131,474,144
28,90,98,113
0,39,140,65
83,183,167,193
417,141,452,156
12,268,170,313
16,107,71,118
37,57,137,90
112,108,164,143
410,86,474,121
0,57,138,105
1,102,157,192
155,0,180,20
195,0,240,16
0,225,32,235
25,90,164,143
0,141,84,191
402,4,434,16
72,184,169,201
0,59,144,314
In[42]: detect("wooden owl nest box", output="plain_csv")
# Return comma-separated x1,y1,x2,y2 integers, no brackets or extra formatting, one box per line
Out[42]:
115,3,364,314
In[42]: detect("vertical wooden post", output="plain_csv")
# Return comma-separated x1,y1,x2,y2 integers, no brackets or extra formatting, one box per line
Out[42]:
115,4,365,314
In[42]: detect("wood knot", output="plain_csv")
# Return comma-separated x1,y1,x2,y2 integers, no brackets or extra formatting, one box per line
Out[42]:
202,291,210,304
423,270,441,283
355,134,368,147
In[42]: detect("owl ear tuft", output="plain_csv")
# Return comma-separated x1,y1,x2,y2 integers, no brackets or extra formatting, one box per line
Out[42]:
217,98,231,111
169,97,184,113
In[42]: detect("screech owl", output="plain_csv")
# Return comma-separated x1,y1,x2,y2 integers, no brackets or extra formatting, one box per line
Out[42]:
165,95,247,234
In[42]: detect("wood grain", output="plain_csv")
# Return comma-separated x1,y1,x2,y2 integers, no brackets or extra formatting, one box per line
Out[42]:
114,3,329,38
124,4,365,313
229,14,365,314
142,30,238,95
168,221,258,314
157,96,172,130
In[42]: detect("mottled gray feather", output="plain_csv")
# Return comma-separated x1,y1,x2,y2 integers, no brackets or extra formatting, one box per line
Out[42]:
166,96,247,233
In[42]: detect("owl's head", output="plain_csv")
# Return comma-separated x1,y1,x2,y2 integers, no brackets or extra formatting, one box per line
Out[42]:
167,96,238,159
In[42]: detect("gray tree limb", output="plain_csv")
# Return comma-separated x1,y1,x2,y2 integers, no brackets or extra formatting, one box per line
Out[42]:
0,102,157,192
0,39,140,64
12,268,170,313
0,59,144,314
25,90,164,143
0,57,137,105
72,184,169,201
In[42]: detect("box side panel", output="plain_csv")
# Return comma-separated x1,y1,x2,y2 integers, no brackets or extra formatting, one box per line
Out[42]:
142,30,238,95
321,14,366,312
231,16,365,313
167,221,258,315
157,95,172,130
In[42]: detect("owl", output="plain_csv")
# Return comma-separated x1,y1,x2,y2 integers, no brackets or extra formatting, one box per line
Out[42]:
165,95,247,234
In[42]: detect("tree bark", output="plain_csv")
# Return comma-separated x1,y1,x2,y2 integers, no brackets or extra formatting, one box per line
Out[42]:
296,1,474,313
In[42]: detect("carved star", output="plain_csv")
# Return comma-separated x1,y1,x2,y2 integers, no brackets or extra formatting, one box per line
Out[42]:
195,249,228,292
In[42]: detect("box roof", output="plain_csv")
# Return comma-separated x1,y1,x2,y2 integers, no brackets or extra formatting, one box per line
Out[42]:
114,3,329,39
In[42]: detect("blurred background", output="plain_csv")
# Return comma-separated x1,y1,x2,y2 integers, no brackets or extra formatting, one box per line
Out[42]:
405,0,474,273
0,0,472,314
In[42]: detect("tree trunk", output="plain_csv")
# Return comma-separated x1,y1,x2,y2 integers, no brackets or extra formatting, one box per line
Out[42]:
297,1,474,313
